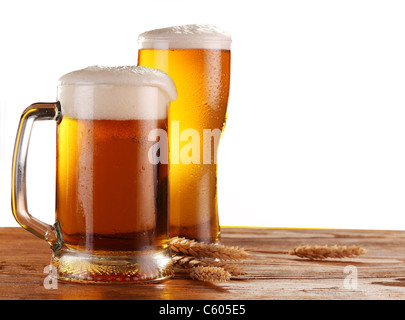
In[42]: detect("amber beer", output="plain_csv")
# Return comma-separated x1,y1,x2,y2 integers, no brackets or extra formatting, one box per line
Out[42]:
138,25,231,243
56,66,177,254
56,117,168,251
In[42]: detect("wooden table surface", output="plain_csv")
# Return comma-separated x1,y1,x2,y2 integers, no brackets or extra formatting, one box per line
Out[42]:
1,226,405,300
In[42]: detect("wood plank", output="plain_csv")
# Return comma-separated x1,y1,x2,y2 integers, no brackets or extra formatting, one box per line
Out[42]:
1,227,405,300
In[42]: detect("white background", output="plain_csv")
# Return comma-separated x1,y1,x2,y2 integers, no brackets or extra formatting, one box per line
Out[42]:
1,0,405,230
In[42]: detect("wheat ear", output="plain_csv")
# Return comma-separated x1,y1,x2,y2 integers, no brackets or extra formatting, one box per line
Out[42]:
170,237,250,261
248,244,367,260
286,244,367,260
189,266,231,282
172,255,247,276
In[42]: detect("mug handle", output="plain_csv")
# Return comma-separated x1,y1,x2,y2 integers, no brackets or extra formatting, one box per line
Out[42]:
11,102,62,250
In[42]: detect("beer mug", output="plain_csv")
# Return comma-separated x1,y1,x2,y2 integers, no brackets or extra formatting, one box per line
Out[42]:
11,66,177,283
138,24,231,243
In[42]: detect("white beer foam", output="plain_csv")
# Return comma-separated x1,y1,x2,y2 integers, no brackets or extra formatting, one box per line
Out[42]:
57,66,177,120
138,24,232,50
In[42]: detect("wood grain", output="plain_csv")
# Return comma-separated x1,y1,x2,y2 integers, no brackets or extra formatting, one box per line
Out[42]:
1,226,405,300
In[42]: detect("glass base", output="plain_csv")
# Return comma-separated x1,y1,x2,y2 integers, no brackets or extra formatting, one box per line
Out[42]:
50,247,174,284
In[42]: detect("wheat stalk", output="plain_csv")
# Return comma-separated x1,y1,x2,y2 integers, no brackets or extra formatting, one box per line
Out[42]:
172,255,247,276
286,244,367,260
169,237,250,282
247,244,367,260
170,237,250,261
189,266,231,282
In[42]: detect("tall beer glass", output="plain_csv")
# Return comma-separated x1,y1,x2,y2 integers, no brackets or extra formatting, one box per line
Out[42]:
11,66,177,283
138,25,231,243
